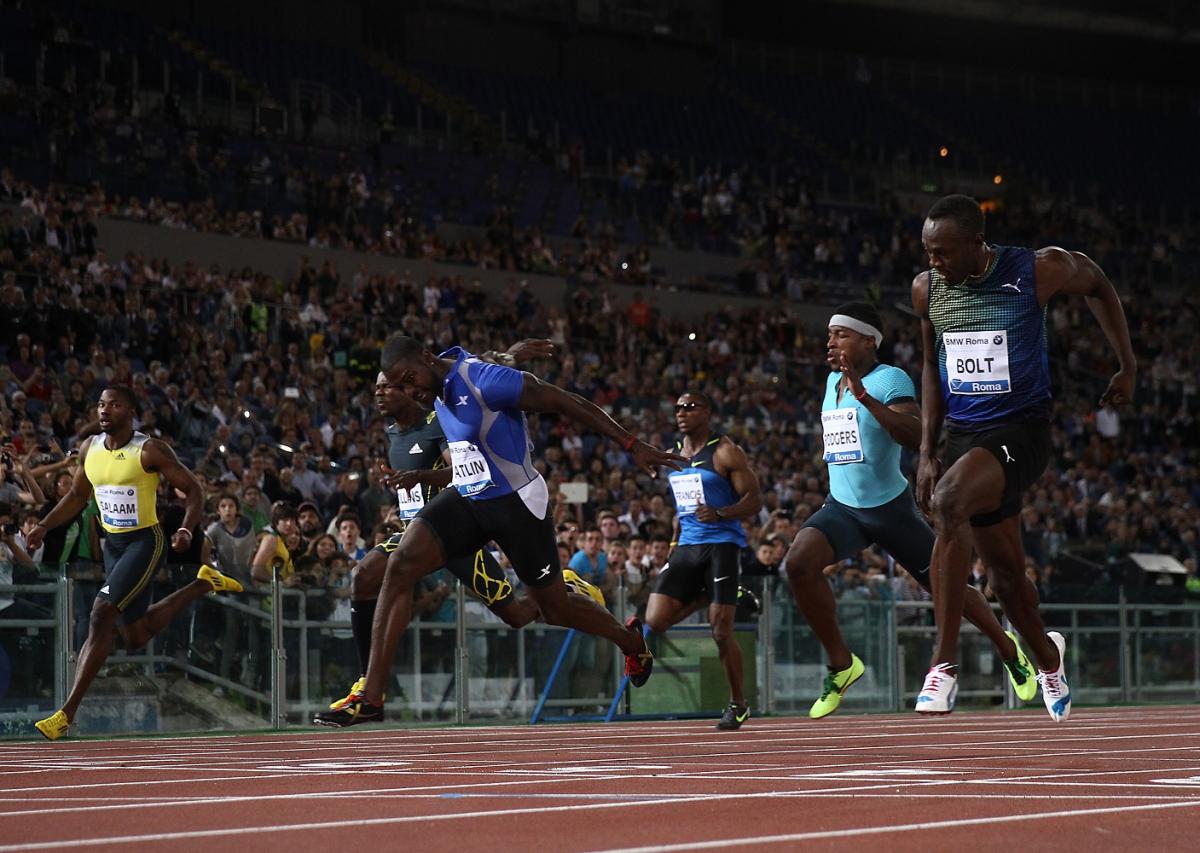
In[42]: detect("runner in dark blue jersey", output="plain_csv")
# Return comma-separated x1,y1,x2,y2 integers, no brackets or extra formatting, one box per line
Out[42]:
912,195,1135,720
652,391,762,730
337,335,684,724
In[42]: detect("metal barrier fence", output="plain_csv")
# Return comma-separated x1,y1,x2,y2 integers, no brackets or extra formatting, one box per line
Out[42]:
2,573,1199,738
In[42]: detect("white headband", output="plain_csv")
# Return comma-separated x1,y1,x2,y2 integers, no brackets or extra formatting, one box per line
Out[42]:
828,314,883,347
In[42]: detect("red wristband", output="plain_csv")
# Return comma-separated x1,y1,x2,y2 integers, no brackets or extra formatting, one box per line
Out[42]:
621,433,637,452
853,387,869,401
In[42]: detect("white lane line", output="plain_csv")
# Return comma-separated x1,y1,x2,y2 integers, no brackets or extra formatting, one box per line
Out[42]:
588,799,1200,852
0,773,312,795
17,711,1198,755
0,789,1198,851
8,725,1193,775
0,774,678,818
0,792,797,850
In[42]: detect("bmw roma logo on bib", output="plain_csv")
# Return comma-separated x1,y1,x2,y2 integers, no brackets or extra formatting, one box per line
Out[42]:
821,408,865,464
944,329,1012,394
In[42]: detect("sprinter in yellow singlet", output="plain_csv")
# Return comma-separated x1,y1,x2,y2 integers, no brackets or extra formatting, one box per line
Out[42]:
25,386,243,741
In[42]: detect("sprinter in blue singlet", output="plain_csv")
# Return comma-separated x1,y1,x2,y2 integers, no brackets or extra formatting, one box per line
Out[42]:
912,194,1136,721
652,391,763,730
784,302,1035,719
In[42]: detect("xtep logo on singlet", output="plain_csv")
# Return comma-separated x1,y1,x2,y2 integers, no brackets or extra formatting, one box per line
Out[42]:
945,330,1011,394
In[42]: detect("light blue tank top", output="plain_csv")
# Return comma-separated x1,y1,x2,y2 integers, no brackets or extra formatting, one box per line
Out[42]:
821,364,916,509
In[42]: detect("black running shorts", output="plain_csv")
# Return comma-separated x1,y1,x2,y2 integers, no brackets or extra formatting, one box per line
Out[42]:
371,531,514,607
801,488,935,587
98,524,167,624
415,488,560,588
944,419,1052,527
653,542,741,606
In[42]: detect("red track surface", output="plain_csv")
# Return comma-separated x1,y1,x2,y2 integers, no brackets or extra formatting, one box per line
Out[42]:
3,705,1200,851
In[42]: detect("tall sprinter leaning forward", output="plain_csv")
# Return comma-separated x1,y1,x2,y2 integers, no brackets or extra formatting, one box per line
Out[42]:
331,336,685,724
314,356,603,726
913,195,1135,720
27,386,242,740
784,302,1037,720
650,391,762,731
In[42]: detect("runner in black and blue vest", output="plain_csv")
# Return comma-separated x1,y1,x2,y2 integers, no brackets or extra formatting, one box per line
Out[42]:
334,334,684,725
652,391,762,731
913,194,1135,721
314,341,603,727
785,302,1036,720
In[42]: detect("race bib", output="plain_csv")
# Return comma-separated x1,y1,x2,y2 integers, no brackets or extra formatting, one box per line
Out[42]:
396,485,425,520
96,485,140,529
449,441,494,496
670,471,705,514
944,330,1011,395
821,407,864,464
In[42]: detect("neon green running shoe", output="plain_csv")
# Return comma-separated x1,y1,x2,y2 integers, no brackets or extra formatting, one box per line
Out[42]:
809,653,865,719
1003,630,1038,702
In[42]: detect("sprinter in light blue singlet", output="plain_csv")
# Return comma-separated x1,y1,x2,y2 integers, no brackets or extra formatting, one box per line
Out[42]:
784,302,1035,720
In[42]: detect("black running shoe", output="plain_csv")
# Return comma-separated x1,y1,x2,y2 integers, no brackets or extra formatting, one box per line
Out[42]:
716,702,750,731
623,617,654,687
313,699,385,728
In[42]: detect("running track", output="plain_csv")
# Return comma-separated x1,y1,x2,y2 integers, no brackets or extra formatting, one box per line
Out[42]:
2,706,1199,851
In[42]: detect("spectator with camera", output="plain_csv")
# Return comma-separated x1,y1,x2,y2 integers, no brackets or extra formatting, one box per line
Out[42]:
0,443,45,508
0,502,37,597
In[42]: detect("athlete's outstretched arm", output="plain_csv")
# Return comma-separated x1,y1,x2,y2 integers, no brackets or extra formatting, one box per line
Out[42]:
1035,248,1136,408
478,338,556,366
24,437,95,551
517,373,686,476
144,439,205,552
911,273,944,514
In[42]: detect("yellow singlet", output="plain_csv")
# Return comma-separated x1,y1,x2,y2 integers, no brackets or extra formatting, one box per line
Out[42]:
84,432,161,534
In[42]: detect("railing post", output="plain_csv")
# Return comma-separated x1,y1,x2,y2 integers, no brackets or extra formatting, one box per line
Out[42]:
761,576,774,714
455,582,468,724
1118,588,1131,704
413,616,423,720
270,576,286,729
298,590,310,715
884,595,899,713
56,570,73,708
614,575,628,702
517,617,527,714
1193,608,1199,702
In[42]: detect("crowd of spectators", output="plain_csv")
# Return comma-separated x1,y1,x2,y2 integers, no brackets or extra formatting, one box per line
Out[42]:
8,61,1198,309
3,165,1199,581
4,144,1200,701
